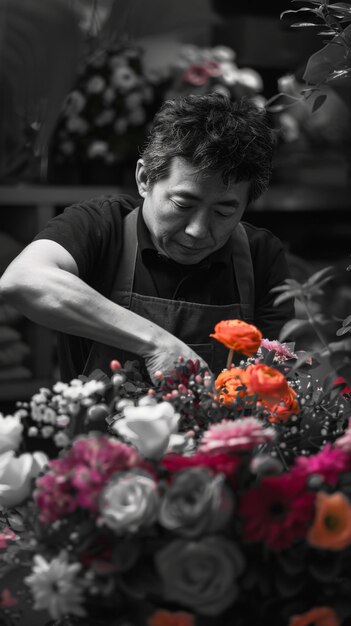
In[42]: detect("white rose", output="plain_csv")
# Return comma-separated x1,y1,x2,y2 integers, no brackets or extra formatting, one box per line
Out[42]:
0,414,23,454
99,469,159,533
0,451,48,509
111,401,180,460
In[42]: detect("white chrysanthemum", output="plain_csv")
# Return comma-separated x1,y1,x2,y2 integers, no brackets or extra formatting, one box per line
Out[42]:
25,552,86,620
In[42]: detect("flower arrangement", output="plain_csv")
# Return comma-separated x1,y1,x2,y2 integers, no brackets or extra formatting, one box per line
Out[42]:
161,44,265,106
50,41,162,180
49,41,266,184
0,264,350,625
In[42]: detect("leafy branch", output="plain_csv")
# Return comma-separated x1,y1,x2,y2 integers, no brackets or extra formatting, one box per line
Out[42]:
272,265,351,386
266,0,351,114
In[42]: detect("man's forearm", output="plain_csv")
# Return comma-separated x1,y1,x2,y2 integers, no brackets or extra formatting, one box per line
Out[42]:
0,266,161,358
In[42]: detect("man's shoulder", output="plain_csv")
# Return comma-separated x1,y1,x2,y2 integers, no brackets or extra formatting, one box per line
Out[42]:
72,193,139,217
241,220,285,251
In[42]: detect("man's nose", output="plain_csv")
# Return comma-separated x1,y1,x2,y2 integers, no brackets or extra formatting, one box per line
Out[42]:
184,211,209,239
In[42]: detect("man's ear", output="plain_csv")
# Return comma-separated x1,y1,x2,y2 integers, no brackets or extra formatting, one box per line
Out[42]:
135,159,148,198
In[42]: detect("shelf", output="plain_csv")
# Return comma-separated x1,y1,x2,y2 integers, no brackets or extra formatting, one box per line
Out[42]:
0,378,54,403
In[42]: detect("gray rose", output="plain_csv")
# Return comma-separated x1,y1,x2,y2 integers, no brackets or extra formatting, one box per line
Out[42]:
155,536,245,616
159,467,233,537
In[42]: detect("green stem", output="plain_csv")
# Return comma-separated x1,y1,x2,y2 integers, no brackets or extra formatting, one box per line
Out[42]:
226,348,234,369
302,294,331,355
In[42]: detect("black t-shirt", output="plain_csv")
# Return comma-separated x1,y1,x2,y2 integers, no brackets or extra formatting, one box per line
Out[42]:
34,194,294,380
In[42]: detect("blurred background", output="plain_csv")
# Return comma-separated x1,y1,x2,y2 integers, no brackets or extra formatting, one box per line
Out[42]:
0,0,350,413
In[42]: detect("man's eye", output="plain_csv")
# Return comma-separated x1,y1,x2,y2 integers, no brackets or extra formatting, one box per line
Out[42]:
172,200,192,209
215,211,232,218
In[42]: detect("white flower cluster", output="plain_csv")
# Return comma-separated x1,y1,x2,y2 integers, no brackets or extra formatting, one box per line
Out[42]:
53,43,158,165
17,378,105,448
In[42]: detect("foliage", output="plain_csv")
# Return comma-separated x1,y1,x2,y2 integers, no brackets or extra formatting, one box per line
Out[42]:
266,0,351,115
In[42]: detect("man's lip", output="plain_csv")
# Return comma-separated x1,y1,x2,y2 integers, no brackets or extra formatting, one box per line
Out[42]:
177,242,208,251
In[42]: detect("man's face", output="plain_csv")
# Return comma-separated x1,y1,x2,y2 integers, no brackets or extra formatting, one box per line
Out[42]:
137,157,250,265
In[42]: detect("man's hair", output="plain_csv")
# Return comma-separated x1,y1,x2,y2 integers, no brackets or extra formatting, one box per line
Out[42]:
140,92,275,202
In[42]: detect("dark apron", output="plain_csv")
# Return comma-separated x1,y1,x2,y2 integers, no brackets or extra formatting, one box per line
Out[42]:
83,208,255,378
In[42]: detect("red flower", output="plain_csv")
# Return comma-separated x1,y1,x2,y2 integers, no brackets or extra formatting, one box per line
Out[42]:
245,363,290,402
333,376,351,395
210,319,262,356
161,451,241,480
263,386,300,423
239,472,315,550
289,606,340,626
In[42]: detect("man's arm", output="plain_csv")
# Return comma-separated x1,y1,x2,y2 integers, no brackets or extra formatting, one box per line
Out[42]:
0,240,209,380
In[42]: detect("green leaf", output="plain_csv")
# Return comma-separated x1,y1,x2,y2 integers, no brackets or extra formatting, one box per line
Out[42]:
303,24,351,84
281,8,322,18
336,325,351,336
312,93,327,111
290,22,323,27
273,291,301,306
279,319,311,342
328,3,351,16
304,266,334,288
288,350,320,374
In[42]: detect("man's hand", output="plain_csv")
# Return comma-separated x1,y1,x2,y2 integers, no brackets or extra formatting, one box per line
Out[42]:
144,335,211,383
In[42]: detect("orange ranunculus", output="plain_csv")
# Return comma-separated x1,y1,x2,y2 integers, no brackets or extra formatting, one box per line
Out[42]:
215,368,250,406
245,363,290,402
264,386,300,423
289,606,340,626
210,319,262,356
307,491,351,550
148,609,194,626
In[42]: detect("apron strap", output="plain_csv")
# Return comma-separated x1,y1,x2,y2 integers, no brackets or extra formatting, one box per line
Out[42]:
230,222,255,318
111,207,139,307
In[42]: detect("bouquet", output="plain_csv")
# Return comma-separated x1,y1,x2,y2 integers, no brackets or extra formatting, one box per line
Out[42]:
1,264,351,625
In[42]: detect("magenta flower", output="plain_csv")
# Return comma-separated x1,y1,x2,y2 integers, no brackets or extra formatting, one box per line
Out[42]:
239,472,315,550
198,418,275,454
34,435,141,523
294,444,350,485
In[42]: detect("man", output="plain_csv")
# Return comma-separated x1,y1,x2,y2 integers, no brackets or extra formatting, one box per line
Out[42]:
0,93,294,382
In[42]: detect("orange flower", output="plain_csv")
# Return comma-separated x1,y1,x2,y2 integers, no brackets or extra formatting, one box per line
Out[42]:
245,363,290,402
307,491,351,550
210,319,262,356
215,368,250,406
289,606,340,626
148,609,194,626
264,386,300,423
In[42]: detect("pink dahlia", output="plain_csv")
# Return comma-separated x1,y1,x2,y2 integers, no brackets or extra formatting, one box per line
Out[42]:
198,418,275,454
294,444,350,485
239,472,315,551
